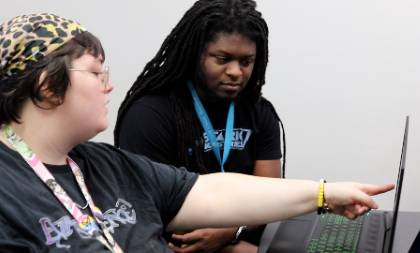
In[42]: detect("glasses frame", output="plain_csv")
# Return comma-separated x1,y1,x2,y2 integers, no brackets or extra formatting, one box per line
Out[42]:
68,66,110,89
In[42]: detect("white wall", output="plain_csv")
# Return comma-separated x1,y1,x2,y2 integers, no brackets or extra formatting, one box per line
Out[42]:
2,0,419,211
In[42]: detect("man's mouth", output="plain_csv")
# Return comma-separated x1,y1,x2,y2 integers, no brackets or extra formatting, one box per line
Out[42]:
220,82,242,91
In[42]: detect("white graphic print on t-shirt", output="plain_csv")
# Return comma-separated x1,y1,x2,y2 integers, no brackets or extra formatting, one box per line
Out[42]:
203,128,252,152
39,198,136,249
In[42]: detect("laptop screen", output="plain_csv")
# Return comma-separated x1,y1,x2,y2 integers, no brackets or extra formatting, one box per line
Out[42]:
387,116,409,253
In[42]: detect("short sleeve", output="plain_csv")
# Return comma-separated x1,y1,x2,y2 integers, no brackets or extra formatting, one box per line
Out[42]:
123,151,199,226
71,143,199,228
254,98,282,160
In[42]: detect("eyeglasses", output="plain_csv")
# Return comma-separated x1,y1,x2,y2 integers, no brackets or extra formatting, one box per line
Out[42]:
68,66,110,89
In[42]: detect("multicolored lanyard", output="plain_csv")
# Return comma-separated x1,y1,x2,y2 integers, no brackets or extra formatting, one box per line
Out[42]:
187,81,235,173
1,125,123,253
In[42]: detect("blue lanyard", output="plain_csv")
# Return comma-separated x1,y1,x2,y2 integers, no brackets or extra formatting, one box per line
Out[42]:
187,81,235,173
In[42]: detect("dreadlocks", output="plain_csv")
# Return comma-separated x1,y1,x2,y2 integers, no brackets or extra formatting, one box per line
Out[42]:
115,0,270,173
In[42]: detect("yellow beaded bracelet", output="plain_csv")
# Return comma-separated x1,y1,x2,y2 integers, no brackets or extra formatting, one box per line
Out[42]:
317,179,327,214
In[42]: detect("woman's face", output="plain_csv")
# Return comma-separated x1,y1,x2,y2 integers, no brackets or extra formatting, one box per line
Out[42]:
60,53,113,139
198,32,256,101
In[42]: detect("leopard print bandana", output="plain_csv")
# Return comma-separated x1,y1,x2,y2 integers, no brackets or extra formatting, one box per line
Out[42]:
0,13,85,80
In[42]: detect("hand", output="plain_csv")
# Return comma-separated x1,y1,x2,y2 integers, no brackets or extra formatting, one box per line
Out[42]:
168,228,236,253
324,182,395,219
219,241,258,253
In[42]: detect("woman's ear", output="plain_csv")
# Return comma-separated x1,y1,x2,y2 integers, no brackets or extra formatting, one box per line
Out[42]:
38,70,47,85
38,70,63,106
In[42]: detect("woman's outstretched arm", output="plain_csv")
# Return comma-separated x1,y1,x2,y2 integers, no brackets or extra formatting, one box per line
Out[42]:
168,173,394,231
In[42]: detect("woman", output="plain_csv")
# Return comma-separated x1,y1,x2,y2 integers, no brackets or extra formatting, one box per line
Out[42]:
0,13,393,253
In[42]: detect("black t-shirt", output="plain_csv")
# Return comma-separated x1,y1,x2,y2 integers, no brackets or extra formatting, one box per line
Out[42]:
0,141,198,252
119,94,281,175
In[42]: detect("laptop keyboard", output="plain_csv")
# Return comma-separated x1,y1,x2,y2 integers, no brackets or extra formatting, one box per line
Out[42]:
306,213,365,253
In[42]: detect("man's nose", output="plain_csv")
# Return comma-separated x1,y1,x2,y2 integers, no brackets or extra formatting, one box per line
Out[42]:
225,61,242,79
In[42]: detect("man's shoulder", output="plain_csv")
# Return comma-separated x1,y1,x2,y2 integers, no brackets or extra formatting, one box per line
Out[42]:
126,94,174,121
255,96,275,109
254,96,280,121
133,94,172,109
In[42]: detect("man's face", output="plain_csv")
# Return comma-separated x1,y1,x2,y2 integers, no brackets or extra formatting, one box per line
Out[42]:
197,32,256,101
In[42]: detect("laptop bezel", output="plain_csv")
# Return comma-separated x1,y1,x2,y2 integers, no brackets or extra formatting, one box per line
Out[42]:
386,115,409,253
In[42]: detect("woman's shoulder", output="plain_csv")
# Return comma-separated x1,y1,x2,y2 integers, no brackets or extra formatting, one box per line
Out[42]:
71,142,121,161
72,142,198,183
71,142,154,173
72,142,159,165
73,141,115,152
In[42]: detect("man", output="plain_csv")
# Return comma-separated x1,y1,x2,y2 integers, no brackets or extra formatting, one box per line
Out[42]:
116,0,283,252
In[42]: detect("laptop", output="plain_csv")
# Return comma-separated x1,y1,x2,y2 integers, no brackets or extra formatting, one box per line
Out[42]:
262,116,409,253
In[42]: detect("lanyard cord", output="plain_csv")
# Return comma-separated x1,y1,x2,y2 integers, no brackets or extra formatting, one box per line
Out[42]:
187,81,287,178
1,125,123,253
187,81,234,173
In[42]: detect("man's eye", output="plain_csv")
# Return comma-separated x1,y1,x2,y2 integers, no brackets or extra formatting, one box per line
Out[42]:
241,58,255,66
215,56,229,64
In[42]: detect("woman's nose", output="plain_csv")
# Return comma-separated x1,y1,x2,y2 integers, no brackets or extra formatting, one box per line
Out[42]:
105,80,114,93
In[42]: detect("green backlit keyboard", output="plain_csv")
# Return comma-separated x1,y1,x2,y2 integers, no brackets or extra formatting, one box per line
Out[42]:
307,213,365,253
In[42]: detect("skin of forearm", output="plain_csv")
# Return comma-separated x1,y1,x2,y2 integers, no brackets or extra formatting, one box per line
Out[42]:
168,173,318,231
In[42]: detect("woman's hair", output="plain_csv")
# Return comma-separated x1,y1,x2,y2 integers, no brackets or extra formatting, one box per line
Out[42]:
115,0,270,173
0,31,104,125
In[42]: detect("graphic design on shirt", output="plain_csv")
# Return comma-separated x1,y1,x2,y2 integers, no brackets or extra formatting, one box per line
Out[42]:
39,198,136,249
102,198,137,233
203,128,252,152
